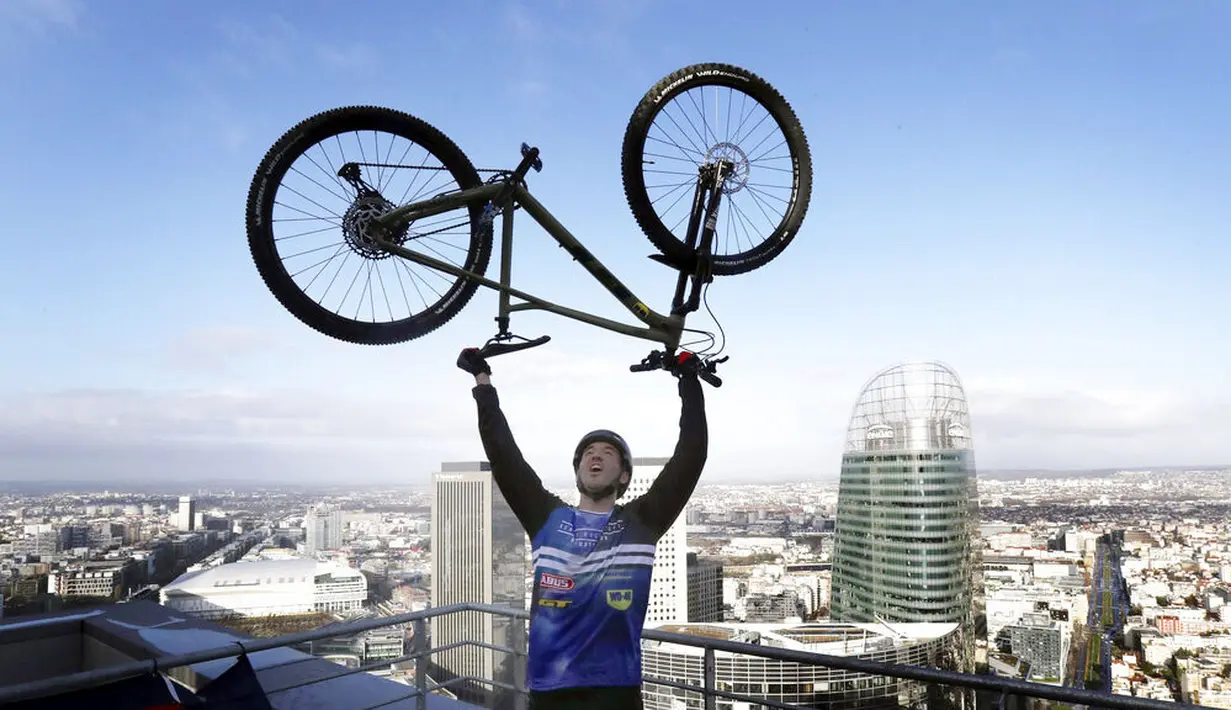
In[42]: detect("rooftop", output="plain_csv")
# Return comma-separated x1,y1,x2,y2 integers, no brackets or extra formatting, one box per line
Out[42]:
161,558,362,593
0,600,1208,710
844,360,974,453
0,600,468,709
649,620,960,656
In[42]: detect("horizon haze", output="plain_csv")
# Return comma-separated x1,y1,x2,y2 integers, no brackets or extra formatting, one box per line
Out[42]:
1,1,1228,485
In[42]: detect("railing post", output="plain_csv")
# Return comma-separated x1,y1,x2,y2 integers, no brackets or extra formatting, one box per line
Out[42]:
703,647,716,710
413,618,427,710
511,618,527,710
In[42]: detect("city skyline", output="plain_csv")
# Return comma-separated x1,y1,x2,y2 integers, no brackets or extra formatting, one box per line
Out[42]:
1,457,1229,490
1,1,1227,484
5,450,1230,704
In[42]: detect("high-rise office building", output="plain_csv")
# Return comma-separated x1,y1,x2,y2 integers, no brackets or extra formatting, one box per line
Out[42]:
686,552,724,622
1002,611,1070,685
176,496,195,532
304,505,344,555
830,361,981,672
430,462,527,709
59,525,90,551
623,457,689,624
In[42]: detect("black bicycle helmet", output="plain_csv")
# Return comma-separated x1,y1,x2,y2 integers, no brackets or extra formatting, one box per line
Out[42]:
573,429,633,499
573,429,631,470
574,429,632,470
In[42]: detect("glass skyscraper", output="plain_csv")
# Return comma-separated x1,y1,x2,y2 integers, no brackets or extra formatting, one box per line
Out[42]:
830,361,981,673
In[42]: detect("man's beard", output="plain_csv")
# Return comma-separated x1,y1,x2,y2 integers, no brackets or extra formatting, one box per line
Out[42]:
576,475,618,502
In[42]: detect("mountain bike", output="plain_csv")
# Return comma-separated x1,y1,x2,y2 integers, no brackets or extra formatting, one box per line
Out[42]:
245,62,812,386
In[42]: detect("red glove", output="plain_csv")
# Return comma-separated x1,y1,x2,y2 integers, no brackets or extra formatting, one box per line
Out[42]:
673,351,701,378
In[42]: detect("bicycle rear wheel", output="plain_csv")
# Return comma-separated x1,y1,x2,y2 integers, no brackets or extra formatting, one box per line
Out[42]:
246,105,493,345
621,63,812,276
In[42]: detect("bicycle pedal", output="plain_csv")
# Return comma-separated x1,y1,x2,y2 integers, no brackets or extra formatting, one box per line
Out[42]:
479,335,551,358
647,253,693,272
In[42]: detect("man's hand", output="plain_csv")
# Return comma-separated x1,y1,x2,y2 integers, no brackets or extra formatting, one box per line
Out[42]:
672,351,701,379
672,350,726,387
457,347,492,381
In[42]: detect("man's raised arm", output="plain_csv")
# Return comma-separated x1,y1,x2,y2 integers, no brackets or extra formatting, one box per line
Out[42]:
629,368,708,539
460,348,563,538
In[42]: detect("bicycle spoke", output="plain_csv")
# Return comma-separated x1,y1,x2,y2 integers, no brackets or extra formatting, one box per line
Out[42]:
272,202,343,226
637,82,795,258
265,126,478,326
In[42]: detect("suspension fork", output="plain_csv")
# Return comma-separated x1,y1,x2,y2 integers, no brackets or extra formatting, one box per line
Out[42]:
671,161,733,316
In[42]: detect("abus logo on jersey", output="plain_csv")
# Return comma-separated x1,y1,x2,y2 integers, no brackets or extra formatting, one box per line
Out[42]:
540,573,575,591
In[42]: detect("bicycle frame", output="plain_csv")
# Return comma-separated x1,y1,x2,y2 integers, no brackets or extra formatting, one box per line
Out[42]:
369,180,688,351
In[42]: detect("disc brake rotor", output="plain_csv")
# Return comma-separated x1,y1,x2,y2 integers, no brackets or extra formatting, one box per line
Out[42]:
704,141,751,194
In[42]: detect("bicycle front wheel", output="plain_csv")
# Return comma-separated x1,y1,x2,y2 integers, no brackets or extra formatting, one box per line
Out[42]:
621,63,812,276
246,105,493,346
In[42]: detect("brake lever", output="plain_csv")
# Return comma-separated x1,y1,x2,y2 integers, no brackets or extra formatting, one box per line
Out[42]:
699,355,727,387
629,350,726,386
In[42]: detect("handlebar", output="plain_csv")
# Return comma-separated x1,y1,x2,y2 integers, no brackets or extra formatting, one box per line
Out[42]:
482,144,544,225
629,349,727,387
629,361,659,373
518,143,543,175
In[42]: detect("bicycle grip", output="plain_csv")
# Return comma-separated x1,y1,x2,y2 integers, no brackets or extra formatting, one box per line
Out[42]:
519,143,543,173
699,370,723,387
629,362,659,373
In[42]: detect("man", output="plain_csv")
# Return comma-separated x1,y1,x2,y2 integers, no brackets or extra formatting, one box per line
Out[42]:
457,347,709,710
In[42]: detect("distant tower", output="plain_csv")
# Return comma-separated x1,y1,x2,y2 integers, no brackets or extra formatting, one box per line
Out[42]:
430,462,527,709
304,504,344,555
830,362,981,669
624,457,689,624
176,496,196,531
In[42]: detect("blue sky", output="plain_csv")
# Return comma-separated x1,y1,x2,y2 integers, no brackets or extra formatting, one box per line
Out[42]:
0,0,1227,486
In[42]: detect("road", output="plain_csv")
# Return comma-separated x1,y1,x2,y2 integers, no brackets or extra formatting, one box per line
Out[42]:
1068,546,1099,689
1104,542,1126,685
1070,538,1126,693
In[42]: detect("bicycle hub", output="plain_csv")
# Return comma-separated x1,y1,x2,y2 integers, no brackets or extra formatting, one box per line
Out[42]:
342,193,410,260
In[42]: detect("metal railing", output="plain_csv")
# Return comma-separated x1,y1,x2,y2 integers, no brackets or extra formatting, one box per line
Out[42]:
0,602,1208,710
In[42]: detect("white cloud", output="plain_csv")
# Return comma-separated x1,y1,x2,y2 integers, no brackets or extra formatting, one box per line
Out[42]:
496,0,652,101
0,0,82,33
1,343,1226,486
164,326,288,374
124,12,381,155
212,12,378,76
967,384,1229,470
0,0,83,64
503,3,538,42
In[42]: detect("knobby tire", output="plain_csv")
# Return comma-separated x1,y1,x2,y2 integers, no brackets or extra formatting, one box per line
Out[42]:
621,62,812,276
245,106,493,346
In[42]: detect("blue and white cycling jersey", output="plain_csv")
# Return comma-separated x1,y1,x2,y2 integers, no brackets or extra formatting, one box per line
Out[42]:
472,375,706,692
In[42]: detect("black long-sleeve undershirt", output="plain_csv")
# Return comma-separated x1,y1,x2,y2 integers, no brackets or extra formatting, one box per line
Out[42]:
471,374,707,540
